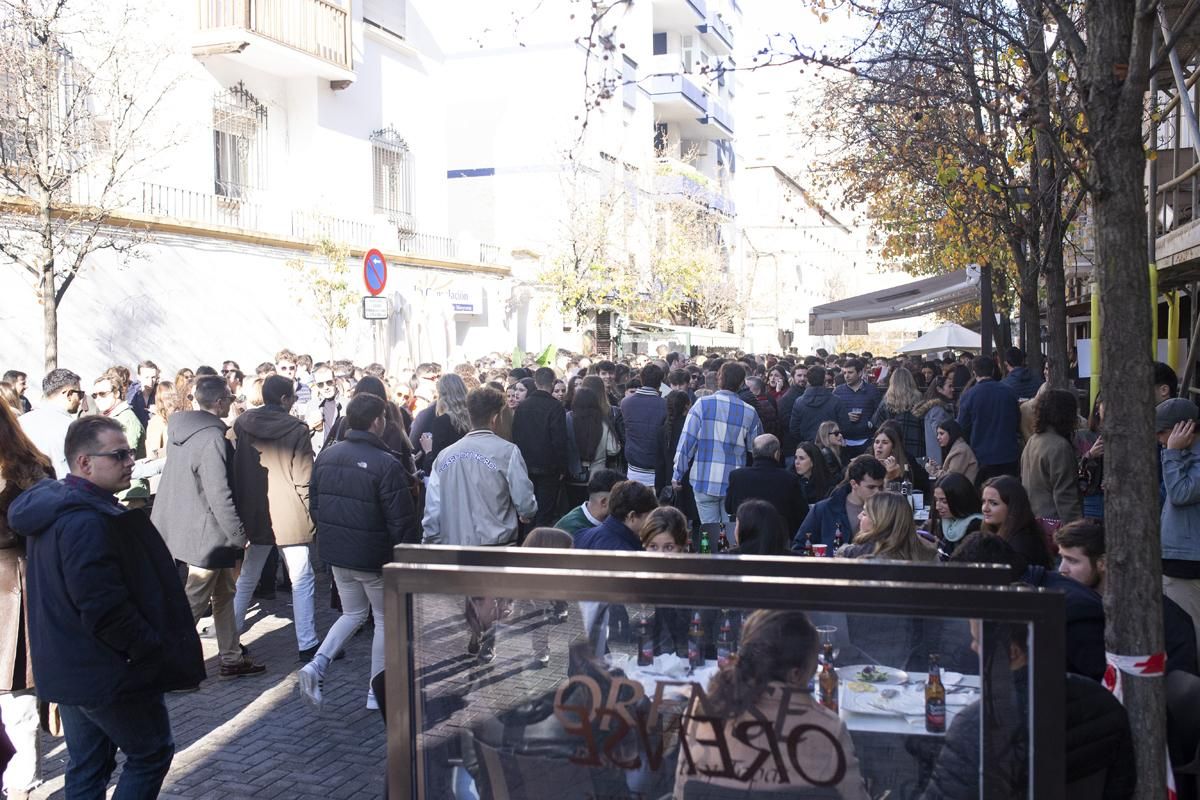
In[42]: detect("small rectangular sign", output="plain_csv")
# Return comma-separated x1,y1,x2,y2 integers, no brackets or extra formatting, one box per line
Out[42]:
362,296,390,320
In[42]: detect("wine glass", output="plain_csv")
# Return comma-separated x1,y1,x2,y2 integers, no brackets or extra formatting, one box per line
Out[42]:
815,625,839,664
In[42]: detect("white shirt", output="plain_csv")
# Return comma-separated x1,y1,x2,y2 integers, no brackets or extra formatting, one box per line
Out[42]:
19,405,73,479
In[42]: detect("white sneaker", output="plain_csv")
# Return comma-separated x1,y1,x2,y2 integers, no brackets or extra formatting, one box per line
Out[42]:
366,689,379,711
298,662,323,709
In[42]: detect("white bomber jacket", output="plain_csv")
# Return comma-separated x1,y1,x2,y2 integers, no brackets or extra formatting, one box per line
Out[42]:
421,429,537,546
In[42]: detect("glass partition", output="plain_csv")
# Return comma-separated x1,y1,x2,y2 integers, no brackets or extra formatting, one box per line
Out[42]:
384,559,1065,799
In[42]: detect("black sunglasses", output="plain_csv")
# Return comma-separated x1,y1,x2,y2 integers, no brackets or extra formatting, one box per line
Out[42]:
89,448,136,462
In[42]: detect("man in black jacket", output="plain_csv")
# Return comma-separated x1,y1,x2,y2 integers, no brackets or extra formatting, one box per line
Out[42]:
777,363,808,453
152,376,264,678
512,367,569,527
788,366,850,449
300,394,418,710
8,417,205,798
724,435,808,533
620,364,667,488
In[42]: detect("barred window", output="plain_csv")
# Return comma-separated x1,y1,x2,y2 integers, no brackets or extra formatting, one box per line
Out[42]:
371,126,414,230
213,82,267,199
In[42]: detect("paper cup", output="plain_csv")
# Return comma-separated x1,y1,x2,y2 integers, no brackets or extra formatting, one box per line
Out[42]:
912,492,924,511
813,544,828,557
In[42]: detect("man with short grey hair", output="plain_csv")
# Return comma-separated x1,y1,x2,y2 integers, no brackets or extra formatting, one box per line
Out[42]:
19,368,85,478
152,376,265,678
724,433,808,533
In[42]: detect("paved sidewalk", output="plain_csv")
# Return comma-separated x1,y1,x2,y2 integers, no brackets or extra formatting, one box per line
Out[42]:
29,572,388,800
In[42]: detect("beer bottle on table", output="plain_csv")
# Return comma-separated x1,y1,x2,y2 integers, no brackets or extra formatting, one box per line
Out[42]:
925,653,946,733
716,610,735,668
687,611,706,667
832,523,844,555
819,643,839,711
901,466,914,507
699,530,712,554
717,526,730,553
636,610,655,666
803,531,815,557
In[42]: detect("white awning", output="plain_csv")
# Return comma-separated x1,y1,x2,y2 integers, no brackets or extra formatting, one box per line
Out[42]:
809,266,981,334
897,323,982,354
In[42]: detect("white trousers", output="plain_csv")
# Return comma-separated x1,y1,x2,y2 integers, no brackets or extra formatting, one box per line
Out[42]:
0,689,40,793
233,543,318,650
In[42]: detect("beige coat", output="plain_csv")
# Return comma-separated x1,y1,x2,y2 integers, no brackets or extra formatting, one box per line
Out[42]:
231,405,315,547
674,682,870,799
0,462,53,691
941,438,979,483
1020,431,1082,522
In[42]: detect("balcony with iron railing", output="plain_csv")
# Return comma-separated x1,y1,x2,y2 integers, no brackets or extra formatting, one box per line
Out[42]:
654,158,736,217
61,180,505,268
194,0,354,81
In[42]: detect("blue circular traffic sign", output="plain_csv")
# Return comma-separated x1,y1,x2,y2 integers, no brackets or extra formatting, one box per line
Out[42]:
364,249,387,296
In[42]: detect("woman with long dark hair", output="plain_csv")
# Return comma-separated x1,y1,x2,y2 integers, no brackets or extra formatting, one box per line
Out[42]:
0,400,54,796
873,422,929,493
981,476,1053,569
564,387,620,506
916,374,956,469
934,419,978,483
729,499,791,555
1020,389,1083,523
337,376,417,478
675,610,869,798
929,472,983,558
794,441,833,503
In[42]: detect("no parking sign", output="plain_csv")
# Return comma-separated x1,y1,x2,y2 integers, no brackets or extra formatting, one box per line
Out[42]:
363,249,387,297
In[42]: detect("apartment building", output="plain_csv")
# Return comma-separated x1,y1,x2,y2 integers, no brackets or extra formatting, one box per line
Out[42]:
1,0,515,380
440,0,743,356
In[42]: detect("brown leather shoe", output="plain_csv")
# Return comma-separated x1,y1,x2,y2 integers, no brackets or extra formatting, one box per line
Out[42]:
219,658,267,678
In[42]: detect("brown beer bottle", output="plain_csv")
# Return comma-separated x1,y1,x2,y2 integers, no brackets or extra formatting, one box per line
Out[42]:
925,653,946,733
819,642,839,712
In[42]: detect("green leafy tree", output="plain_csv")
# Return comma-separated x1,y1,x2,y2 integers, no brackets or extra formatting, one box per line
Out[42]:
287,238,356,358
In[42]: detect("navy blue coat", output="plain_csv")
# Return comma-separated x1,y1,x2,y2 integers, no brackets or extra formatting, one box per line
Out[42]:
574,516,641,552
1002,366,1044,401
791,483,853,549
7,478,205,705
311,430,420,572
957,379,1021,466
619,389,667,471
788,387,850,452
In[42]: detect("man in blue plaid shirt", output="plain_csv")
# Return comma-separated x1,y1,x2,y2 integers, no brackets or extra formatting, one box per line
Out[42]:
671,362,764,525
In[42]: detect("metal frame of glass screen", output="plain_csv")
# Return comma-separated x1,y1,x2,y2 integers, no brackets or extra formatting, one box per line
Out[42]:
393,544,1017,585
384,562,1066,800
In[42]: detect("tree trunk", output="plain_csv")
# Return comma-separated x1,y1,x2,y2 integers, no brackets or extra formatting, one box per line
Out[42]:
1013,244,1041,369
1086,0,1165,791
40,197,57,373
979,263,995,358
1042,235,1070,389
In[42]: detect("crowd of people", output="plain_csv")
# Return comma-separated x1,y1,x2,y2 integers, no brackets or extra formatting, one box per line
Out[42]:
0,342,1197,798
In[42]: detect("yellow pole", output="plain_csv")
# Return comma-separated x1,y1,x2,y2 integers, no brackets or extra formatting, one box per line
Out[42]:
1167,290,1180,371
1090,285,1101,411
1150,263,1159,360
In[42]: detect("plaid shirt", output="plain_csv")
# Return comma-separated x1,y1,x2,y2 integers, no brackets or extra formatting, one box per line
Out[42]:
672,390,763,497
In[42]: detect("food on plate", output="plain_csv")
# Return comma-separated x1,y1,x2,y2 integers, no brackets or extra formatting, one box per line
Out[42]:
847,681,877,693
855,665,889,683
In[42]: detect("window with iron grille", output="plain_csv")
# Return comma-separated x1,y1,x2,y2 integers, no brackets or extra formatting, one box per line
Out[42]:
372,126,414,230
213,82,267,200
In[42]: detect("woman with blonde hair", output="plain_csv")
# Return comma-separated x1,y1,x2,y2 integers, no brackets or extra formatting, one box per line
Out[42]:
144,380,181,460
816,420,846,479
871,366,926,459
839,491,936,561
416,373,472,471
676,610,869,799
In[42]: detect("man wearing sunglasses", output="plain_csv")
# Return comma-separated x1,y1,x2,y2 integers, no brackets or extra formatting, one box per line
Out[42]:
18,368,84,479
7,416,204,797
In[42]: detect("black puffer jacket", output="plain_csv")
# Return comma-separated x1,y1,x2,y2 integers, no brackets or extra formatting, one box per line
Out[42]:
921,670,1134,799
512,390,568,476
310,430,419,572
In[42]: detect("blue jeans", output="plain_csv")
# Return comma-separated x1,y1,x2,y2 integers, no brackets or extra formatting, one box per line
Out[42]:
694,491,730,526
58,694,174,800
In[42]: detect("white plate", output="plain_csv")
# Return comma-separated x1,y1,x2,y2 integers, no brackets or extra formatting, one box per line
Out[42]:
842,685,925,716
840,665,909,686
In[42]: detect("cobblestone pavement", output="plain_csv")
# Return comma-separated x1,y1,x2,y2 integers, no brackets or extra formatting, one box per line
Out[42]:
26,573,589,800
30,571,390,800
